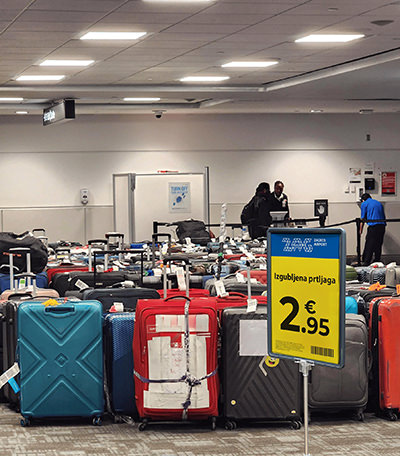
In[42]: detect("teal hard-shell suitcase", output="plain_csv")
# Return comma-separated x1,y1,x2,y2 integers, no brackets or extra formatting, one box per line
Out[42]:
17,300,104,426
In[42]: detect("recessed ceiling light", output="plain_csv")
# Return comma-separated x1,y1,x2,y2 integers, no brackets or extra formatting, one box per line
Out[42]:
295,34,364,43
16,75,65,81
123,97,161,102
180,76,230,82
40,59,94,67
15,111,28,115
222,61,278,68
80,32,146,40
0,97,23,101
310,109,324,113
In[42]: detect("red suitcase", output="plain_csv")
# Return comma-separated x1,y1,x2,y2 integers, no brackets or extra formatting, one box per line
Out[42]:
224,253,267,260
133,296,219,429
240,269,267,285
47,264,89,283
369,297,400,420
157,289,210,298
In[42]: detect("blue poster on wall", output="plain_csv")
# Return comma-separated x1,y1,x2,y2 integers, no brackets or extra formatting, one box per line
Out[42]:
168,182,191,212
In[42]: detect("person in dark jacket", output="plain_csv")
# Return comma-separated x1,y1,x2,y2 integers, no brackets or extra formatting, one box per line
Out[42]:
269,180,290,218
359,193,386,265
240,182,272,239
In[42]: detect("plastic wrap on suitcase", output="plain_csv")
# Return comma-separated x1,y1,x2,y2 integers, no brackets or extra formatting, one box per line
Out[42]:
104,312,137,418
18,300,104,422
369,267,386,285
308,314,368,416
133,297,219,423
209,278,267,296
385,267,400,288
355,267,373,283
221,306,301,427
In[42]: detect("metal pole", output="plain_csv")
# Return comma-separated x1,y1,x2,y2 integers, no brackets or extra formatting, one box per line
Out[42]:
356,218,362,266
297,360,313,456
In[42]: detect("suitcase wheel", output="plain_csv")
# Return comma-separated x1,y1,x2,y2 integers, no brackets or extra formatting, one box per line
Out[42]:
92,416,102,426
356,411,365,422
138,419,148,431
224,420,237,431
291,420,302,430
387,410,398,422
210,416,217,431
20,417,30,427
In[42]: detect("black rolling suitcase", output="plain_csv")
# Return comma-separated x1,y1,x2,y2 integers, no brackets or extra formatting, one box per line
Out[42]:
221,306,302,429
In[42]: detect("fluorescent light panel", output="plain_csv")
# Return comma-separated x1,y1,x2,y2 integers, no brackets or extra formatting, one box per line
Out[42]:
296,34,364,43
16,111,28,115
0,97,23,101
40,59,94,67
80,32,146,40
180,76,229,82
222,61,278,68
16,75,65,81
123,97,161,102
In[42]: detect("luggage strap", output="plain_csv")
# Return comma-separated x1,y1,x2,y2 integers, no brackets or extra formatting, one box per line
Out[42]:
134,298,218,420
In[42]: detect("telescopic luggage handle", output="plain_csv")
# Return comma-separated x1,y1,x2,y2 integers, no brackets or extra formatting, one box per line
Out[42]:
161,255,191,299
151,233,172,267
87,239,107,272
8,247,32,289
32,228,46,237
105,233,125,269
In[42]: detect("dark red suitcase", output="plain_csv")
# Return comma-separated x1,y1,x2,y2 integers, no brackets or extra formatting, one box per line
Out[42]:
369,297,400,420
133,296,219,429
156,289,210,299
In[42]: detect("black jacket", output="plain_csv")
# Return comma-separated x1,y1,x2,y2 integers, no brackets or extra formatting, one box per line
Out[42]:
246,192,272,239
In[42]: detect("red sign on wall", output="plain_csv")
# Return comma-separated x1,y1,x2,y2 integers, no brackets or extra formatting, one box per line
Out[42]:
381,171,396,195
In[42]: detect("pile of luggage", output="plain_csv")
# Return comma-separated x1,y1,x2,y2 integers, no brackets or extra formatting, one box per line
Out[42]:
0,228,399,431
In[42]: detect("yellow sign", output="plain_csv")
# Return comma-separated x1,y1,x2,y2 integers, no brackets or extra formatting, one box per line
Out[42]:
268,229,345,367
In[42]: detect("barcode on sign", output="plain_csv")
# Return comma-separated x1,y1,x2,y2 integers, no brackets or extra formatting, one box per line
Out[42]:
311,346,334,358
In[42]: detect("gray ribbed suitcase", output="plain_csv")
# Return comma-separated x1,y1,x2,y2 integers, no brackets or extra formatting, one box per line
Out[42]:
221,306,302,429
369,268,386,285
308,314,368,420
385,267,400,287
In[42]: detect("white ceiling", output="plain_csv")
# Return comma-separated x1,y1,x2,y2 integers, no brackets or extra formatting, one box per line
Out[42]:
1,0,400,114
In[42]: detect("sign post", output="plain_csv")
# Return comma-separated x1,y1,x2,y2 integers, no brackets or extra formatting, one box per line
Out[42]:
267,228,345,456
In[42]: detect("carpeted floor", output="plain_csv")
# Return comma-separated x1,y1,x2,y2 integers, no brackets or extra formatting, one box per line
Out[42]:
1,404,399,456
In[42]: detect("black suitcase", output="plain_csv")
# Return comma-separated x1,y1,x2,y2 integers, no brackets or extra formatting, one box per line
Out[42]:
221,306,302,429
0,302,5,402
81,287,160,312
50,271,140,296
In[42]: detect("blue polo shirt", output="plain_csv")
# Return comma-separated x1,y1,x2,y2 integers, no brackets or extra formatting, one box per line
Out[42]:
361,198,386,226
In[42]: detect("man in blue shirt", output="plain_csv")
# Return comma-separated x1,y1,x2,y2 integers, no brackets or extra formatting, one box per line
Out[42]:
359,193,386,265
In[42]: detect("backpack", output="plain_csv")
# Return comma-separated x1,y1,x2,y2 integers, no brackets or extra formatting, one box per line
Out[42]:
175,219,211,246
240,198,255,225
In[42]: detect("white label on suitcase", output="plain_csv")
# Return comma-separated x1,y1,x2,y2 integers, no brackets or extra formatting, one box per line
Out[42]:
246,298,258,313
215,279,228,297
176,267,186,291
155,314,209,332
153,269,162,277
75,279,90,290
226,249,233,255
18,278,26,289
145,335,209,409
236,272,246,283
239,320,268,356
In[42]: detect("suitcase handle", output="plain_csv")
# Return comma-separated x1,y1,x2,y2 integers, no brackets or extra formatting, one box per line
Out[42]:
45,306,75,313
163,255,190,264
164,295,191,302
217,292,247,300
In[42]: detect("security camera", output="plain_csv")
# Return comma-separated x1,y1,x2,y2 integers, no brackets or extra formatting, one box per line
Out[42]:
153,110,166,119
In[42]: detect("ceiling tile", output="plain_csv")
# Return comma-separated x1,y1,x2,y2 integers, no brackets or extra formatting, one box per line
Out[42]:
17,10,107,22
9,20,95,32
30,0,125,12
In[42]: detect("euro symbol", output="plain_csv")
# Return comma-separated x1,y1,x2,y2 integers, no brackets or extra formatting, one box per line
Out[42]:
305,300,316,314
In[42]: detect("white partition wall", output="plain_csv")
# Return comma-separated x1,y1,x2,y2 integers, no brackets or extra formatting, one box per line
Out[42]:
113,169,209,243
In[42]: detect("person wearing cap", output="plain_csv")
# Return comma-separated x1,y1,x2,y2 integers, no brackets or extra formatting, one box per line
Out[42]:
359,193,386,265
269,180,290,218
240,182,272,239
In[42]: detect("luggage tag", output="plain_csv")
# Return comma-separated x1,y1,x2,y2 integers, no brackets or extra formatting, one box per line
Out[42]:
153,268,162,277
161,243,169,255
236,272,246,283
75,279,90,290
110,302,124,312
368,282,386,291
229,239,236,246
43,299,60,307
215,279,228,298
18,278,26,289
176,267,187,291
0,363,20,393
226,249,233,255
239,246,256,261
246,298,258,313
